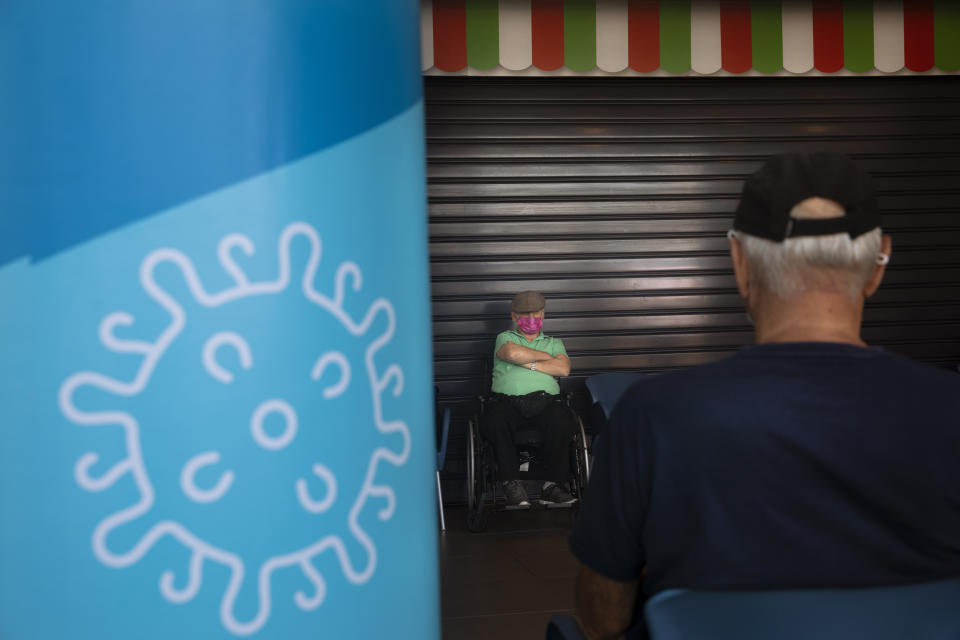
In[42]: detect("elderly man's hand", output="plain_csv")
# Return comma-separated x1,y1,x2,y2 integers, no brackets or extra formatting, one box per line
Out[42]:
575,564,638,640
526,354,570,377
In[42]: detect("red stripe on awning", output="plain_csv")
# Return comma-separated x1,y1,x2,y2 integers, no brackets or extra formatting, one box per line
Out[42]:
812,0,844,72
904,0,935,72
434,0,467,72
720,0,752,73
628,0,660,72
532,0,565,70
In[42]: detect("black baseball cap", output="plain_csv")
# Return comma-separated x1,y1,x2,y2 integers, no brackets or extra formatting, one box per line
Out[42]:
733,152,881,241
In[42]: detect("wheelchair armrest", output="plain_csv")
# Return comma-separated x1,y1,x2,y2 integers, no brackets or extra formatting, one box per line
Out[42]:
476,394,488,416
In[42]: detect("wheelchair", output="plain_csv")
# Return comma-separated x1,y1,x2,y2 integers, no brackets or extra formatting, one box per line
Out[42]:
465,392,591,532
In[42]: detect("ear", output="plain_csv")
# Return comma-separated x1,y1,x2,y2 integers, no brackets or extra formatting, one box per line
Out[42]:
729,233,751,300
510,311,518,324
863,234,892,298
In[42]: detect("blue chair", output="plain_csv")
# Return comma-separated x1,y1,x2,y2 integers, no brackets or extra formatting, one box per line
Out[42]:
644,577,960,640
585,371,646,420
585,371,646,456
545,613,587,640
435,387,451,531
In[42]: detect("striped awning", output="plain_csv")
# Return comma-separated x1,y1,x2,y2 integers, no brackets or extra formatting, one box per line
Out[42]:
422,0,960,75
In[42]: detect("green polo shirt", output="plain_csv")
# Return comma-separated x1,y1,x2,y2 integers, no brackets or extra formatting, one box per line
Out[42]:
491,329,567,396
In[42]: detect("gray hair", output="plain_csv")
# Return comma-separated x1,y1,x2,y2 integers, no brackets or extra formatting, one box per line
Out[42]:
735,200,882,299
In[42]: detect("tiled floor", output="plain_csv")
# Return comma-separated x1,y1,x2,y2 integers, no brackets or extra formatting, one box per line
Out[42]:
440,505,579,640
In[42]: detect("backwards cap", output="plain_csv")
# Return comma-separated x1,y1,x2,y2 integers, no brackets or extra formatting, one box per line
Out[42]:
733,152,880,241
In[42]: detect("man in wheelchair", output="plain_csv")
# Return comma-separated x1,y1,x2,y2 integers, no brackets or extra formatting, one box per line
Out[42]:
480,290,578,508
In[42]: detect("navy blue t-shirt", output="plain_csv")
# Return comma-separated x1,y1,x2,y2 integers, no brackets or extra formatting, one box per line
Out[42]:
570,342,960,639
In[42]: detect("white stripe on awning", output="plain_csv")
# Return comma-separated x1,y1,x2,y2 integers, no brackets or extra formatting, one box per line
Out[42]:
782,0,814,73
421,0,434,71
596,0,629,72
874,0,904,72
500,0,532,71
691,0,722,74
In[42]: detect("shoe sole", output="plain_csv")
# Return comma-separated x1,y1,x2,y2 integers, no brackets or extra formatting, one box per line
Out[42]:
504,502,531,510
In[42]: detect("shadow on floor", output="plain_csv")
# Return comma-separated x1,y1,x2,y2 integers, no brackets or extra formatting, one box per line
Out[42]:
440,505,578,640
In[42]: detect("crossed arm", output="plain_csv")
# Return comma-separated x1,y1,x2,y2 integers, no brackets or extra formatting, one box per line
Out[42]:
496,341,571,377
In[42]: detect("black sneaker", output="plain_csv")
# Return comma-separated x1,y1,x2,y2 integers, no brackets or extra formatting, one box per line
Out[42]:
538,483,577,507
503,480,530,509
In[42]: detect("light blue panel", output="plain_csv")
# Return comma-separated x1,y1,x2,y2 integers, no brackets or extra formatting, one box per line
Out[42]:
0,103,438,639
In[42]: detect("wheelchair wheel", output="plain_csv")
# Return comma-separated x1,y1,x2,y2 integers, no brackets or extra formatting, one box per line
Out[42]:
466,419,488,532
569,417,591,501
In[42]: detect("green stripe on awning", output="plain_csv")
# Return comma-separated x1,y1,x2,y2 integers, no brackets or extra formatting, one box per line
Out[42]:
934,0,960,71
466,0,499,70
751,2,783,73
564,0,597,72
843,0,874,72
661,0,691,73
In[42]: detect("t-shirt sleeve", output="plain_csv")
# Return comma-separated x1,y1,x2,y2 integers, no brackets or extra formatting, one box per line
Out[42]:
493,331,512,359
569,392,649,581
552,338,568,357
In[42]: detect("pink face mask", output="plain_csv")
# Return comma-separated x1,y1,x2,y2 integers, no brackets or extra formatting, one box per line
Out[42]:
516,316,543,334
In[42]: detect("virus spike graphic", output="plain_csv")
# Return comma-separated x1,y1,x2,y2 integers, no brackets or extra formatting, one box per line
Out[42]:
59,222,409,636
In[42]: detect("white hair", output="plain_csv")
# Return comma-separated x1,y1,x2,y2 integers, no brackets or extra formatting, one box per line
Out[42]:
735,200,882,299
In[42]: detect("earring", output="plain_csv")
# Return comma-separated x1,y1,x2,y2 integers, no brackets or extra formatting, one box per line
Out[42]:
876,252,890,265
726,229,737,240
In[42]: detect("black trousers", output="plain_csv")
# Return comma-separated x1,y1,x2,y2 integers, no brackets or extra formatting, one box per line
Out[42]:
479,394,578,481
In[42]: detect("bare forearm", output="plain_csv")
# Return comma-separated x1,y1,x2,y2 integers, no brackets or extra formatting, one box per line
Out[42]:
498,342,554,365
525,355,570,377
575,565,638,640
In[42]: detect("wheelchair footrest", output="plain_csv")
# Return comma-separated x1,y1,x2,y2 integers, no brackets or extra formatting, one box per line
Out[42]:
540,501,577,510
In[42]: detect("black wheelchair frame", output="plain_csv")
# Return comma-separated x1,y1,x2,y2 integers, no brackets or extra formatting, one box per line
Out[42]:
465,392,591,532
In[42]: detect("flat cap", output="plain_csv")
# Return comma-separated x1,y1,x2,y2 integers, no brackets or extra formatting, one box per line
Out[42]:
733,152,880,241
511,291,546,313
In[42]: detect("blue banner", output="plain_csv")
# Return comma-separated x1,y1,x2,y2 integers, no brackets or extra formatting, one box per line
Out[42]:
0,3,437,639
0,1,421,266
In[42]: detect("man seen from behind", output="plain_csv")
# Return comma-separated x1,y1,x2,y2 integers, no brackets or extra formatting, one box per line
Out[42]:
570,152,960,639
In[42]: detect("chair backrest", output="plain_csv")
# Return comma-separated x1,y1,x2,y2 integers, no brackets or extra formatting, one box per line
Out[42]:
644,577,960,640
435,387,451,471
584,372,646,420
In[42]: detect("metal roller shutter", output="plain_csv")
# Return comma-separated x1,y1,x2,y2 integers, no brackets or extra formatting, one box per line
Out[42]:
429,76,960,503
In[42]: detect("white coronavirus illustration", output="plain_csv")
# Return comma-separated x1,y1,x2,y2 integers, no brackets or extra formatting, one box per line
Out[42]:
58,222,409,635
